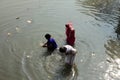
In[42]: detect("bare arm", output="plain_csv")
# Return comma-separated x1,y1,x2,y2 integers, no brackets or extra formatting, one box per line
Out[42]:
42,42,47,47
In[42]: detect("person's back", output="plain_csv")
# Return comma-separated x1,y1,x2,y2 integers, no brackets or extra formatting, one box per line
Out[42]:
42,33,58,51
47,38,57,51
59,45,77,69
64,45,76,66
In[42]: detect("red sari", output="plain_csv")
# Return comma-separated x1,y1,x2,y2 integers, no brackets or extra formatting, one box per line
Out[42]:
65,23,75,46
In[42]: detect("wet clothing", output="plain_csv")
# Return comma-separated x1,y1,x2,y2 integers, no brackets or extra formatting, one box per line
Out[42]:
65,23,75,46
64,45,76,65
47,38,57,51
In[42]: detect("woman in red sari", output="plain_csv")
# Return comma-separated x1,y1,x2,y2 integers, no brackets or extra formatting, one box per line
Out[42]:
65,23,75,46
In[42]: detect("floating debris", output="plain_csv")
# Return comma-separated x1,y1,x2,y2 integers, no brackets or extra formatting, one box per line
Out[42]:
91,52,95,56
15,27,20,32
26,55,31,58
80,59,83,62
27,19,32,23
48,76,51,79
7,33,11,36
92,3,95,5
16,17,20,19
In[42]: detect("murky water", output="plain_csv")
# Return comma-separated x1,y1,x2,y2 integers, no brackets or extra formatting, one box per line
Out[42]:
0,0,120,80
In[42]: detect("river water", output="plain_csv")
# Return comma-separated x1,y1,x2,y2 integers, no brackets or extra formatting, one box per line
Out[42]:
0,0,120,80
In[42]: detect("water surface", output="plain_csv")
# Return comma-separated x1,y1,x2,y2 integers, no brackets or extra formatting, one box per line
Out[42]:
0,0,120,80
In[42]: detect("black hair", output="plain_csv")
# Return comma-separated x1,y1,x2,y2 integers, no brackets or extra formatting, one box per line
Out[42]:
59,47,66,53
65,24,69,27
45,33,51,39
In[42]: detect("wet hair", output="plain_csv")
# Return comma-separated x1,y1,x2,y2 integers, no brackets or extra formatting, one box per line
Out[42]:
45,33,51,39
59,47,66,53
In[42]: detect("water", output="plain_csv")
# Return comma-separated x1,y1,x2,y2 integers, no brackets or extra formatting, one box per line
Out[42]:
0,0,120,80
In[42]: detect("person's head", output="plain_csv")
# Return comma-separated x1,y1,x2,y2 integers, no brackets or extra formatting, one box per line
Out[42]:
59,47,66,53
65,24,71,30
45,33,51,39
65,24,69,28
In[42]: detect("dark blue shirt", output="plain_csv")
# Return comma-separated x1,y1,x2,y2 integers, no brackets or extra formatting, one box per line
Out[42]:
47,38,57,50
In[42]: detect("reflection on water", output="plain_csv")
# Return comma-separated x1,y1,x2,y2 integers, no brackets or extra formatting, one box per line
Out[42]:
76,0,120,25
104,39,120,80
115,16,120,39
77,0,120,80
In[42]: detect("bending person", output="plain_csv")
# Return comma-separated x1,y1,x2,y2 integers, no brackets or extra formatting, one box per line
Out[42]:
59,45,77,69
42,33,58,52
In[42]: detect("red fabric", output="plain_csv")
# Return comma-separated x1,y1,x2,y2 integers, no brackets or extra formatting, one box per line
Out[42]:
65,23,75,46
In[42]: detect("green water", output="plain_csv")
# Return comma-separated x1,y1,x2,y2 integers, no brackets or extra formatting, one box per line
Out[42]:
0,0,120,80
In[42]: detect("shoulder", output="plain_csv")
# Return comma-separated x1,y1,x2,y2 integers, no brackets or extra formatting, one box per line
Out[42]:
49,38,56,43
49,38,54,41
50,38,55,41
